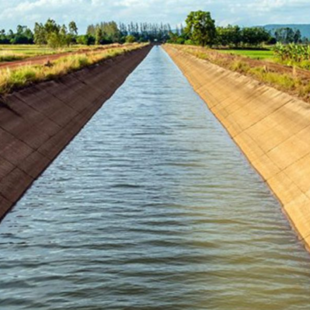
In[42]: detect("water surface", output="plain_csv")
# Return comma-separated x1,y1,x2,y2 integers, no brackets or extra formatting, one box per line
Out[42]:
1,47,310,310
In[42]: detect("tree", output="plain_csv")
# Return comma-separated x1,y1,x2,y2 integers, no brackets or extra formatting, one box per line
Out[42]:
294,29,301,44
34,22,46,45
275,27,298,44
69,21,78,35
95,27,102,45
185,11,216,46
216,25,241,47
44,19,60,35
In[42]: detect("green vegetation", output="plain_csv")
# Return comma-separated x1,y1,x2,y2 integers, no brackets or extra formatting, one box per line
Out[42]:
216,26,271,47
184,11,216,47
33,19,78,47
1,20,171,48
0,44,147,94
248,67,297,90
0,12,309,50
125,35,136,43
274,27,302,44
0,20,78,47
265,25,310,44
0,44,77,56
274,43,310,69
0,26,34,44
167,11,272,48
87,22,171,44
0,44,121,63
217,49,274,60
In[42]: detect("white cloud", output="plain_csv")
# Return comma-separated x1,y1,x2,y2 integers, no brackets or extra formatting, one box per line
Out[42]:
0,0,309,33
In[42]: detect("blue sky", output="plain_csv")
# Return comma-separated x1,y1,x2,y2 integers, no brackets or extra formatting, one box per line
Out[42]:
0,0,309,33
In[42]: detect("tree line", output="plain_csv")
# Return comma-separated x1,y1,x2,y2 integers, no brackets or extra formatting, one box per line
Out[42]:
86,22,171,44
169,23,272,47
274,28,307,44
0,19,171,47
169,11,309,47
0,19,78,47
0,26,34,44
0,12,309,48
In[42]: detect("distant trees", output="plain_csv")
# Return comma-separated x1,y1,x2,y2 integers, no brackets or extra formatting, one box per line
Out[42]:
87,21,121,44
216,25,241,47
1,13,309,49
185,11,216,46
86,21,171,43
238,27,270,46
76,34,95,45
33,19,78,47
178,11,271,48
0,19,171,47
274,27,302,44
0,25,33,44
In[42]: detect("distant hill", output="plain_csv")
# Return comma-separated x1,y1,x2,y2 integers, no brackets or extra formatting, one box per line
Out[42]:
264,24,310,38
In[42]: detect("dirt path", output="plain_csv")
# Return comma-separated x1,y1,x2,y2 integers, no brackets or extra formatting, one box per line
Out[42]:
0,44,127,70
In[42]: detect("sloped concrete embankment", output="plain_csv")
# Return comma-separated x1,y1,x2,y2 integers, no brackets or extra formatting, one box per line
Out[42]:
164,45,310,249
0,45,152,220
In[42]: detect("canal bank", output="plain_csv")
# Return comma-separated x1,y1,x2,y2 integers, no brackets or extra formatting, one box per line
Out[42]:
0,45,151,220
163,45,310,250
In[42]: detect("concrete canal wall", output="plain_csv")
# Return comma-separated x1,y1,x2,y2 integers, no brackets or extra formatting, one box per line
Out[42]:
0,45,152,220
164,45,310,249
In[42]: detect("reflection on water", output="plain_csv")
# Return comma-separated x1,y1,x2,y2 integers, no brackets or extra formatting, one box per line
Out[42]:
1,47,310,310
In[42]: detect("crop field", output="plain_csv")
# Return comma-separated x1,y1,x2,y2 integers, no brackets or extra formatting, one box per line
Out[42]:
217,49,274,60
0,44,106,62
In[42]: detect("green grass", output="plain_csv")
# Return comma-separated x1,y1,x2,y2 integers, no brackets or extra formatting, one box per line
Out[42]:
0,44,118,62
217,49,274,60
0,45,76,57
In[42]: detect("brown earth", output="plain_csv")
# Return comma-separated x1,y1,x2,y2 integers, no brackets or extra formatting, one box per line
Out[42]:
0,44,132,69
0,44,152,221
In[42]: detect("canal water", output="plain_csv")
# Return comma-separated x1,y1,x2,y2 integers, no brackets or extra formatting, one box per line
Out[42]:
1,47,310,310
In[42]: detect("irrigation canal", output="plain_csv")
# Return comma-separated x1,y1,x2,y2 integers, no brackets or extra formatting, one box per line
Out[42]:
1,47,310,310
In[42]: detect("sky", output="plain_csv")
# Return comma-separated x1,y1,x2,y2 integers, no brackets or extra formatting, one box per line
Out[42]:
0,0,310,33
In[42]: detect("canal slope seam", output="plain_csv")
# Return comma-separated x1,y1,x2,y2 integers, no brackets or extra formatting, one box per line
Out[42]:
0,45,152,221
163,45,310,250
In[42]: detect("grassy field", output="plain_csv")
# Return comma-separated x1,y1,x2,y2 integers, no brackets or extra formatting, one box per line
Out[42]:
0,44,147,95
217,49,274,60
0,44,115,62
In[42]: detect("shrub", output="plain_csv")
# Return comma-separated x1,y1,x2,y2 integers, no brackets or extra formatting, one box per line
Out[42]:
229,60,250,73
125,35,136,43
